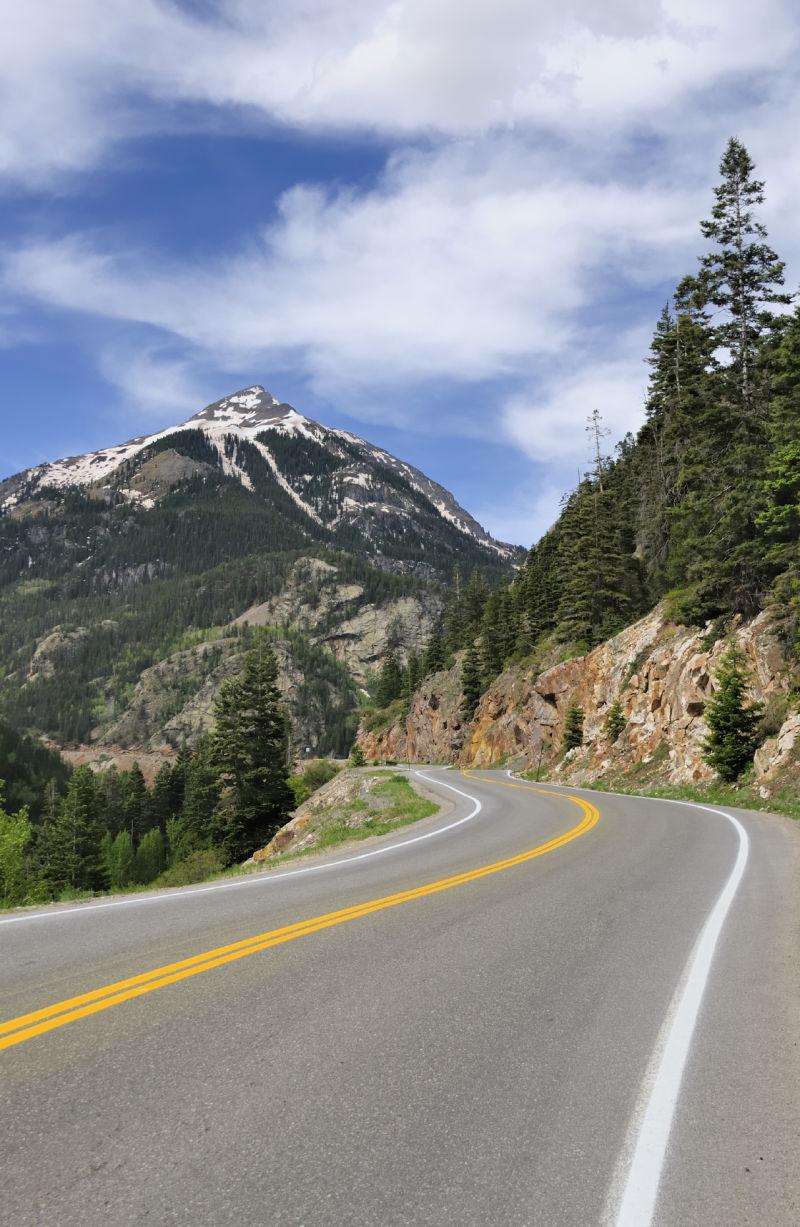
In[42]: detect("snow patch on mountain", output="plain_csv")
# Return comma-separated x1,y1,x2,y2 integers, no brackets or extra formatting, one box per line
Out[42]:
1,382,515,558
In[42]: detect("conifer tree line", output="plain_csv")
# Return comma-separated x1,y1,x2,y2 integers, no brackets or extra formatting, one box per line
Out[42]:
368,139,800,726
0,637,296,908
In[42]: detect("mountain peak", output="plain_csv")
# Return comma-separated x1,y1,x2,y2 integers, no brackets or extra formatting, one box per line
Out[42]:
183,385,316,439
0,380,516,560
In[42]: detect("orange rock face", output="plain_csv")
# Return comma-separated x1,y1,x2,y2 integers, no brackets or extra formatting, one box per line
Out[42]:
357,604,796,791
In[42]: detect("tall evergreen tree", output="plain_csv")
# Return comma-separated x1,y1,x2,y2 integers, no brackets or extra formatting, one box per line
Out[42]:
655,140,789,618
423,627,446,676
120,764,148,843
759,311,800,569
180,736,219,850
698,137,789,411
211,639,294,861
463,568,489,640
37,766,104,893
376,652,403,707
460,642,483,721
444,564,467,652
702,642,763,782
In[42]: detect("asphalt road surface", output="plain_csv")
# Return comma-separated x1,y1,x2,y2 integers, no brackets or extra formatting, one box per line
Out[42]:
2,769,798,1225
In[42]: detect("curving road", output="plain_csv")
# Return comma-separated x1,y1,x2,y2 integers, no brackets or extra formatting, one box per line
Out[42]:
1,769,798,1225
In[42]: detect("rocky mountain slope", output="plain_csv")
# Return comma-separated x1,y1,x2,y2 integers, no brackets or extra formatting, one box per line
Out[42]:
357,604,800,801
0,385,516,761
0,385,513,566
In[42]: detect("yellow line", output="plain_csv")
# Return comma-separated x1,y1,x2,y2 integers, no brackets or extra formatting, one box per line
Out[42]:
1,776,598,1052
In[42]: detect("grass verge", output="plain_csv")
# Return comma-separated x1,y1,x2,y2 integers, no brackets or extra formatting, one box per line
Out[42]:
309,773,438,854
520,769,800,821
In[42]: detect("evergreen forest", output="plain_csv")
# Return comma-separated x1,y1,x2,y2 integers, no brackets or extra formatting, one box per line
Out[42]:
0,639,310,908
368,139,800,724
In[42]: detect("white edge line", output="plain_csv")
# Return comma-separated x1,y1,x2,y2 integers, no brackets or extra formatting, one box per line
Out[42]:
506,771,752,1224
602,797,750,1227
0,770,482,927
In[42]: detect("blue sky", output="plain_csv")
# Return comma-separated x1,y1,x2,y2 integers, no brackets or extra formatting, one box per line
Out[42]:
1,1,799,545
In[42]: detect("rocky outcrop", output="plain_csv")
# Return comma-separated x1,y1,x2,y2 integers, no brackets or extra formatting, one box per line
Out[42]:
27,625,92,681
357,660,467,763
54,744,176,786
357,604,799,794
72,555,440,756
234,557,439,683
95,636,242,749
94,634,341,754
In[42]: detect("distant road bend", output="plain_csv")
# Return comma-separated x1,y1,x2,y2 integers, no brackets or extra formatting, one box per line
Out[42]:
1,769,798,1225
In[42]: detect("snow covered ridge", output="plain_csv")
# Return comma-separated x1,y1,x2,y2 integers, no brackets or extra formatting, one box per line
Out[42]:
0,384,515,557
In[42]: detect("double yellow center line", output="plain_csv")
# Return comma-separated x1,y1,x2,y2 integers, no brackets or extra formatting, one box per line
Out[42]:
1,776,598,1052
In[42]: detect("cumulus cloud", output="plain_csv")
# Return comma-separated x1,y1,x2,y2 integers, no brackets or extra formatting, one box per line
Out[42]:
503,337,652,465
2,1,799,184
3,0,800,544
1,141,704,397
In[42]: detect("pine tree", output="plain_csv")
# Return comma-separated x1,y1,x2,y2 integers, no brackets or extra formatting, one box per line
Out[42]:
562,702,584,752
180,736,219,850
94,767,127,837
120,764,148,843
37,766,104,893
673,140,790,617
463,568,489,640
698,137,789,411
702,642,763,782
211,639,294,861
460,641,483,721
444,564,467,652
479,591,506,680
376,652,403,707
759,310,800,574
406,650,423,695
147,760,185,832
605,700,626,743
423,628,446,676
523,532,561,642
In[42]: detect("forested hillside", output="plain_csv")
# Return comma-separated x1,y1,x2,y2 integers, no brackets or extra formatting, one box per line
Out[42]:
364,138,799,736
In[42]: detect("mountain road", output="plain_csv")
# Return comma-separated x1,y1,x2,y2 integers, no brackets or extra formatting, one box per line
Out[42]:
1,768,798,1225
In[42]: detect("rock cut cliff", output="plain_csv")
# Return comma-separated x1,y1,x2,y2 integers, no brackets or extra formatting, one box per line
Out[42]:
357,604,799,798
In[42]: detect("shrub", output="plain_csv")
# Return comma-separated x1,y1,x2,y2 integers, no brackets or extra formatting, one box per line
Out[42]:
154,848,225,888
289,759,339,806
757,691,791,740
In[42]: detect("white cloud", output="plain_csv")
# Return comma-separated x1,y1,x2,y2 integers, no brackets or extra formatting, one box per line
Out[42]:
3,0,800,531
1,1,798,184
97,343,210,419
1,142,704,404
505,355,647,468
